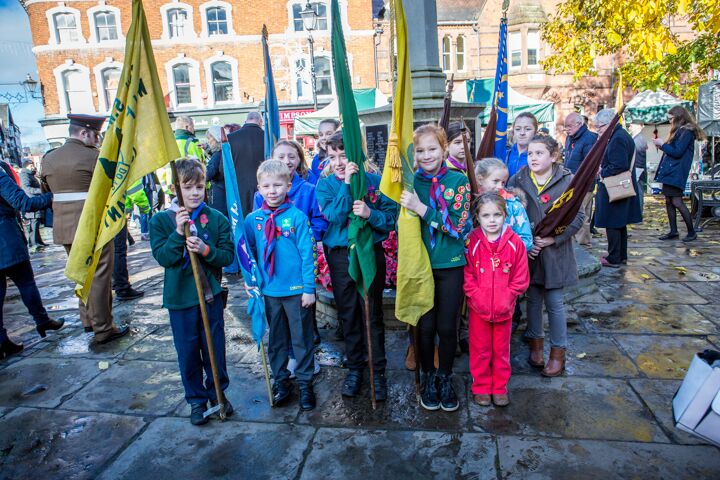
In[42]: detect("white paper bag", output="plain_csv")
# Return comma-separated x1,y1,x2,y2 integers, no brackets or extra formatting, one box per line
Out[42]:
672,350,720,446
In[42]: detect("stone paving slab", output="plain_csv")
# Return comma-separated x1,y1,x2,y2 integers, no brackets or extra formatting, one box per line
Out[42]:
298,368,471,432
122,325,179,362
645,266,720,282
0,407,11,418
614,335,715,379
599,281,708,305
685,283,720,303
0,358,102,409
0,407,146,480
629,379,710,446
595,265,663,284
469,376,669,443
496,436,720,479
61,360,185,416
709,335,720,349
300,428,497,480
574,302,718,334
97,418,314,480
694,305,720,326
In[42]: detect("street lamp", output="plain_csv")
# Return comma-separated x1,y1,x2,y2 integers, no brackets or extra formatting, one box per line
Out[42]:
300,1,318,110
373,22,384,90
0,74,43,104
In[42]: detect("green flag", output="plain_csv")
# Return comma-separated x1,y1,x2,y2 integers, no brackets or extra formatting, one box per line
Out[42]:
330,0,376,294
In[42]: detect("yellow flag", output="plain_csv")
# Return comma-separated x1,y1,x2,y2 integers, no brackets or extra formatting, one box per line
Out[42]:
615,70,624,126
65,0,180,302
379,0,434,326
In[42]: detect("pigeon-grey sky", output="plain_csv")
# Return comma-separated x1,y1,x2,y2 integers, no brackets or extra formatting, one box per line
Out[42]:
0,0,46,146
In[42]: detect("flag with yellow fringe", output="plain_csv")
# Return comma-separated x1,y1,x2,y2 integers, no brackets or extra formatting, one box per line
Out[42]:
379,0,434,326
65,0,180,302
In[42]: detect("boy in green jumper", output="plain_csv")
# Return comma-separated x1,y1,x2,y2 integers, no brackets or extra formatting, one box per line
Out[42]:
149,158,235,425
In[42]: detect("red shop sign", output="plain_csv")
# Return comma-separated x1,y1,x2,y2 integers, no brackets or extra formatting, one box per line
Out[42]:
279,109,314,124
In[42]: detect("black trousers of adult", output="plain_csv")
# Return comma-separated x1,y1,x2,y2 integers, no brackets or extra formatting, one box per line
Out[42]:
24,218,43,247
605,226,628,265
418,266,464,375
0,259,51,342
112,224,131,292
325,245,386,372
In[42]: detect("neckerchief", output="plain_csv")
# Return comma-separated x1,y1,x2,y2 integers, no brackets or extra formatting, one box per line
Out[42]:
530,171,551,194
446,155,467,172
416,165,460,248
175,201,206,269
261,198,292,279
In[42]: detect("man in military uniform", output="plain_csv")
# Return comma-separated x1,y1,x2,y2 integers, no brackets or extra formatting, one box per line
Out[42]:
41,114,129,344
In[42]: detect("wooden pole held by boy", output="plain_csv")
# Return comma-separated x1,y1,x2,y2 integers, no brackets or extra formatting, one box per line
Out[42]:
170,160,227,421
363,290,377,410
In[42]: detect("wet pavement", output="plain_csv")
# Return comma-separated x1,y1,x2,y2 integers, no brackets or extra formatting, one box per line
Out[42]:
1,196,720,479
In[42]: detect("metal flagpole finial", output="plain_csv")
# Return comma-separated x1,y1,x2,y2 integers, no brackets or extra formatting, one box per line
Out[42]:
262,24,268,39
502,0,510,17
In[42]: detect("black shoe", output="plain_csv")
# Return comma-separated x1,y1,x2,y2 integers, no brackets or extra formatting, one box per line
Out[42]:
590,227,600,235
36,318,65,338
341,370,363,397
84,326,94,333
682,232,697,242
437,373,459,412
313,326,321,345
190,403,209,425
659,232,679,240
96,325,130,344
0,339,24,359
458,338,469,355
298,383,316,411
272,380,292,406
420,371,441,411
210,398,234,417
116,287,144,301
373,372,387,402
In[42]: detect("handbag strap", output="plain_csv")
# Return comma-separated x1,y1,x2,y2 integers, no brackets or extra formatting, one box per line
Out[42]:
600,150,636,182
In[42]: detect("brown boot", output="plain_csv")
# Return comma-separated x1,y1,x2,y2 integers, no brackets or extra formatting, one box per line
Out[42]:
405,344,416,371
528,338,545,368
542,347,566,377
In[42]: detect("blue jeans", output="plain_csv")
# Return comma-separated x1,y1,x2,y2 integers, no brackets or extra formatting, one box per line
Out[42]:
1,260,51,342
525,286,567,348
168,294,229,405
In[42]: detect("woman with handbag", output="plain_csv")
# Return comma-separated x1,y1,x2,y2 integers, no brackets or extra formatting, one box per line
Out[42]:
593,109,642,268
654,106,705,242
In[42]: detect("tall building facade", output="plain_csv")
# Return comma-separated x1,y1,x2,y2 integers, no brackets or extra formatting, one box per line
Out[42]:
21,0,378,144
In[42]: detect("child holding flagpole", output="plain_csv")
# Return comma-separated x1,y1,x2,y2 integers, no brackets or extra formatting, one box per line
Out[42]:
400,124,471,412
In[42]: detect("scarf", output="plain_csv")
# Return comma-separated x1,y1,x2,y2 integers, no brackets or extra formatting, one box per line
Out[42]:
446,155,467,172
169,200,207,270
261,198,292,279
416,165,460,248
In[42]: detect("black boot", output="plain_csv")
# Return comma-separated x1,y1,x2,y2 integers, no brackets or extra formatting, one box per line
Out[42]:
272,379,292,406
210,398,234,417
437,372,459,412
190,403,209,425
0,338,24,359
298,382,316,411
420,370,440,411
373,371,387,402
36,318,65,338
341,370,363,397
116,287,144,301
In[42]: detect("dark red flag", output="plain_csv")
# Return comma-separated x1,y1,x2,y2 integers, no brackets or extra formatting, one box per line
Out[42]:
476,105,498,160
534,108,624,238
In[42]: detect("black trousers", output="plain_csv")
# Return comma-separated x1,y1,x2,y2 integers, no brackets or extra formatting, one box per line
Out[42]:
24,218,43,247
325,245,386,372
1,260,50,342
112,224,131,292
418,266,464,375
265,295,315,383
606,227,628,265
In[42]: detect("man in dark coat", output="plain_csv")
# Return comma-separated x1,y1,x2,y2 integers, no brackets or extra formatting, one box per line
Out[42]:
592,109,642,268
563,112,598,249
19,159,47,249
227,112,265,216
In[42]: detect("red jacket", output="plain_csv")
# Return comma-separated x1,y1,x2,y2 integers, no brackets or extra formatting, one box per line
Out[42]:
464,226,530,322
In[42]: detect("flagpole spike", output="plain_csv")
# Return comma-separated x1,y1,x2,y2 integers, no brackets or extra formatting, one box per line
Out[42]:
262,24,268,40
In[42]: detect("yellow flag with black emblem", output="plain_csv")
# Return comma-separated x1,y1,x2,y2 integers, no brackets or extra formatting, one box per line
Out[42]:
65,0,180,302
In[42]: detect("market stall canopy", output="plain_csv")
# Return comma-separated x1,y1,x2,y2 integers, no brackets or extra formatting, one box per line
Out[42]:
698,81,720,137
625,89,694,125
293,88,389,136
454,78,555,124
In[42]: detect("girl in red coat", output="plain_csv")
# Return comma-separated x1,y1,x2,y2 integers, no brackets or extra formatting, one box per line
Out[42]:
464,193,530,407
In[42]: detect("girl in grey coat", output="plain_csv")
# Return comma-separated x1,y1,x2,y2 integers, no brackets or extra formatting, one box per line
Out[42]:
507,135,584,377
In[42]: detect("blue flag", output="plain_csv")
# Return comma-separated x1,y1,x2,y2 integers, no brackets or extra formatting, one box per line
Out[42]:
221,136,266,348
493,17,509,160
262,25,280,159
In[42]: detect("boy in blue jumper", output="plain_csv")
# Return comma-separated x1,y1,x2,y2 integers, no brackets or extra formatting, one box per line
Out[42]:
149,158,235,426
245,160,318,411
315,131,398,401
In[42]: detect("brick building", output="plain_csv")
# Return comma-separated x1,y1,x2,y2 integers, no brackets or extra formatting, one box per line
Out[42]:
21,0,379,144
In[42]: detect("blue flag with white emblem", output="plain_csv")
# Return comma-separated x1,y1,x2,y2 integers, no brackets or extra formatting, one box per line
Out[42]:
221,131,266,348
262,24,280,159
493,17,509,160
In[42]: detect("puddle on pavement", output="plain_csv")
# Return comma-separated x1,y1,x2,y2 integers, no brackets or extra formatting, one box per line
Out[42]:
316,343,343,367
47,298,78,311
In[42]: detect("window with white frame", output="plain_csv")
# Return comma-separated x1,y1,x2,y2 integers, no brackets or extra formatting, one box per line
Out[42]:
315,56,332,96
456,35,465,71
54,12,80,43
210,61,233,101
441,35,452,72
101,68,121,111
527,30,540,66
172,64,193,105
94,11,118,41
291,2,328,32
509,31,522,68
206,7,228,35
62,69,93,113
167,8,189,38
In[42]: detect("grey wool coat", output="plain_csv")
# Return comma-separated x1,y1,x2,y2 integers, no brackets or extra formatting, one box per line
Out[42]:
507,165,584,289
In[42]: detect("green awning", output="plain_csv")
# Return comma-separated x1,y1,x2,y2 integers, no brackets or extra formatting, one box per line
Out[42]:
625,90,694,125
293,88,388,136
464,79,555,125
